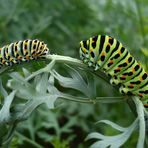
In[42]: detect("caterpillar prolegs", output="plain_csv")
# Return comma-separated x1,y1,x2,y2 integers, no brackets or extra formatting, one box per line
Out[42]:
79,35,148,107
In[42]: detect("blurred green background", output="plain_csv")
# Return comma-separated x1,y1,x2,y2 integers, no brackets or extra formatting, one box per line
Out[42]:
0,0,147,147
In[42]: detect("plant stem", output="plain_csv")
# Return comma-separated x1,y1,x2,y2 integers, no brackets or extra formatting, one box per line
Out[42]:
25,59,55,81
133,96,145,148
60,94,125,104
15,132,43,148
45,54,110,84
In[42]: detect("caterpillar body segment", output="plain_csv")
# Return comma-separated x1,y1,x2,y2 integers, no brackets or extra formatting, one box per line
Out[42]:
79,35,148,107
0,39,49,68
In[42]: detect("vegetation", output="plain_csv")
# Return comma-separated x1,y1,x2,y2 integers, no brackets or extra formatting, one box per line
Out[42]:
0,0,148,147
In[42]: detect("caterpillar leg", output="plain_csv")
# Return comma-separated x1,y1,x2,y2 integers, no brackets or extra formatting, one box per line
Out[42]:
94,64,100,71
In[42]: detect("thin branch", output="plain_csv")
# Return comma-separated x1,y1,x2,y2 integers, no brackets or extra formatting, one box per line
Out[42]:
25,59,56,81
59,95,125,104
45,54,110,84
133,96,145,148
15,132,43,148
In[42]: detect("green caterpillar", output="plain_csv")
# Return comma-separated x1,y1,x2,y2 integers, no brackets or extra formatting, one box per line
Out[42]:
0,39,49,67
79,35,148,107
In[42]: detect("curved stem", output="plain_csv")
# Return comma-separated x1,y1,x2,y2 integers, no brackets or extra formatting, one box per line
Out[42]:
3,123,17,146
133,96,145,148
15,132,43,148
25,59,55,81
45,54,110,84
126,98,137,117
59,94,125,104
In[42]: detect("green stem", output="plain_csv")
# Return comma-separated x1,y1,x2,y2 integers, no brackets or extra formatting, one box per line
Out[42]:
133,96,145,148
45,54,110,84
60,95,95,104
3,123,17,146
0,67,9,74
15,132,43,148
60,94,125,104
25,59,55,81
126,98,137,117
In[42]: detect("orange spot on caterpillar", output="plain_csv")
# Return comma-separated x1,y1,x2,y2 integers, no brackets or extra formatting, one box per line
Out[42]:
129,84,134,88
118,51,122,55
109,60,113,64
83,49,86,54
17,56,22,60
101,51,105,56
131,68,135,73
138,93,143,97
24,48,27,51
144,104,148,108
26,55,30,60
115,67,121,71
126,60,129,64
90,48,93,52
140,77,143,81
121,75,126,79
2,60,5,64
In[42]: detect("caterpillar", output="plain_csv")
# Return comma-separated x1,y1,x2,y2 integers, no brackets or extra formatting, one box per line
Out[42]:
79,35,148,107
0,39,49,67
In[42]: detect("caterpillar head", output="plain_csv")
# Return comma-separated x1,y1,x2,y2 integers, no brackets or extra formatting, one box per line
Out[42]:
39,43,50,57
43,45,50,54
79,39,90,63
